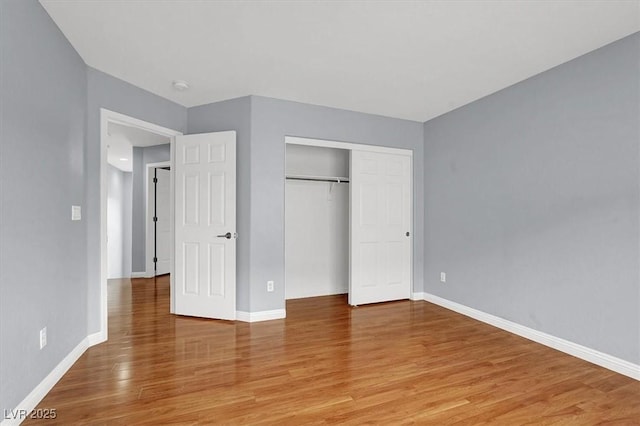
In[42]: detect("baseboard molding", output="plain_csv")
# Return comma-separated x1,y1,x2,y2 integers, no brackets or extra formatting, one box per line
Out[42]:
236,309,286,323
423,293,640,381
130,272,150,279
87,330,107,347
410,292,425,301
1,331,105,426
285,289,348,300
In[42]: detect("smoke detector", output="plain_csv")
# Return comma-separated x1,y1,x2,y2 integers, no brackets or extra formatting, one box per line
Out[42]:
172,80,190,91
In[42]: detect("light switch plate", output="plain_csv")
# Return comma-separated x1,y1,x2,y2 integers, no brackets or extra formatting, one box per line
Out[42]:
72,205,81,221
40,327,47,349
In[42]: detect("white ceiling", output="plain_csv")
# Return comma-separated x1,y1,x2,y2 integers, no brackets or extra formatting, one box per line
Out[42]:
41,0,639,122
107,122,170,172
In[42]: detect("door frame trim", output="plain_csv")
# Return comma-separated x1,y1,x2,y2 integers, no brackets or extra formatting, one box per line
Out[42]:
145,161,171,278
100,108,182,341
284,136,413,305
286,136,412,156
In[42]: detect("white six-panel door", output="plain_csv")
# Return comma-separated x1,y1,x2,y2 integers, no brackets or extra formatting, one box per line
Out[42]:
350,150,411,305
174,131,236,320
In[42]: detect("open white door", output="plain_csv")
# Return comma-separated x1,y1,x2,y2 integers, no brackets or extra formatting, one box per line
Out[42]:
155,168,171,275
174,131,236,320
350,150,411,305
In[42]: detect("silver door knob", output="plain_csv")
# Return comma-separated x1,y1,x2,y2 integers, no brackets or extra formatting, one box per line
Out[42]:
216,232,237,239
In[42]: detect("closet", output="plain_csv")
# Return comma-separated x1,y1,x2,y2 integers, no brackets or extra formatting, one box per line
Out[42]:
285,144,349,299
285,136,413,306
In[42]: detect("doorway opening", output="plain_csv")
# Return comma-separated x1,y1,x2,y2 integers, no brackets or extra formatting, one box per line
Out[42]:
146,163,171,277
100,109,182,340
285,144,350,300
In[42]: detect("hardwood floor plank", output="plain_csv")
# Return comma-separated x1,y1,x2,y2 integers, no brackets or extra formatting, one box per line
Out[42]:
23,277,640,424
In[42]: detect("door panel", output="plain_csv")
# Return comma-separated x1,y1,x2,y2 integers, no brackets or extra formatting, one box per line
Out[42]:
208,243,225,296
350,150,411,305
183,242,199,294
209,173,225,226
175,131,236,320
183,173,200,225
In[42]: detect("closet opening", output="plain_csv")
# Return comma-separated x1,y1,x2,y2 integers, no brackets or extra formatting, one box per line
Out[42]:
284,136,413,308
285,144,350,300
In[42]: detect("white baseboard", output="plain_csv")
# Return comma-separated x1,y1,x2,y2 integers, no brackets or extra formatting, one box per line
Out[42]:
87,330,107,347
130,272,150,278
1,331,104,426
410,292,425,301
285,289,348,300
236,309,286,323
423,293,640,381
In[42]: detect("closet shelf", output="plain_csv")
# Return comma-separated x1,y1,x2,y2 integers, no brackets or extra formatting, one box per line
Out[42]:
286,174,350,183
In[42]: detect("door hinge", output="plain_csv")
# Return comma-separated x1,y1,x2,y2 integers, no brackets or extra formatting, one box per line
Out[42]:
153,216,158,222
153,177,158,183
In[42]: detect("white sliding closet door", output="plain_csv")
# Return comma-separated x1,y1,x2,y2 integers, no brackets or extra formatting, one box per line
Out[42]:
350,150,411,305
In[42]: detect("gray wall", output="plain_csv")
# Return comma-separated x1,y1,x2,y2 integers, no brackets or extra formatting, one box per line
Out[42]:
187,97,252,311
0,0,88,412
187,96,424,312
86,68,187,332
131,144,171,273
423,33,640,364
250,96,425,312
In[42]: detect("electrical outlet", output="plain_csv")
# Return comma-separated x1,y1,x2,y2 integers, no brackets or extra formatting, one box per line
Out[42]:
39,327,47,349
440,272,446,283
267,281,274,292
71,205,81,221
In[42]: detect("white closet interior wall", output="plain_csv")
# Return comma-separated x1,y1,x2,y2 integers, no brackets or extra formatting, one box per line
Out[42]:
285,144,349,299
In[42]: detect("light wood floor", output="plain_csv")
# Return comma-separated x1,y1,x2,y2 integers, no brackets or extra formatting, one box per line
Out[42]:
27,276,639,424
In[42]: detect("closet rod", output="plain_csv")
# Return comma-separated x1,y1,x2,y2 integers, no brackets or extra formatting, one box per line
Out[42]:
286,176,350,183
